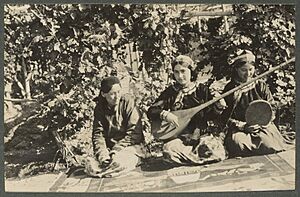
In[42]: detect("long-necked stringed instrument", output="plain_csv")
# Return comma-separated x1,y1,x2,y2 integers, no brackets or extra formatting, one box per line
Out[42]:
151,57,295,140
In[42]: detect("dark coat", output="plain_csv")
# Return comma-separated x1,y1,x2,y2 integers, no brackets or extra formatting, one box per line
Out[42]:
92,94,143,160
220,79,275,129
147,83,219,134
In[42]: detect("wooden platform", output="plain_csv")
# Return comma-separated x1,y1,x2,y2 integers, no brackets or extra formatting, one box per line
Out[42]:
49,149,295,192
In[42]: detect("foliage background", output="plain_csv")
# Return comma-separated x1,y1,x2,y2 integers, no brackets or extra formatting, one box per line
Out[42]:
3,4,295,176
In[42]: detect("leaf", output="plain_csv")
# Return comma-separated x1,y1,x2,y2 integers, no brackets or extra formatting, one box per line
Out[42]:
86,66,92,73
92,45,99,53
48,100,56,107
77,112,84,118
111,37,119,46
276,79,287,87
63,109,67,117
37,125,45,129
79,66,85,73
288,80,295,87
40,18,48,26
81,103,88,110
151,22,157,30
54,42,61,52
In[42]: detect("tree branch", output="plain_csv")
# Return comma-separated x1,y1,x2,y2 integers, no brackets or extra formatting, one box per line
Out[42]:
14,75,26,98
4,98,37,102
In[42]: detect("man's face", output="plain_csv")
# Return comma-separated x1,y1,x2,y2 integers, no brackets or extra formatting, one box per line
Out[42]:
236,63,255,83
102,84,122,107
173,64,192,87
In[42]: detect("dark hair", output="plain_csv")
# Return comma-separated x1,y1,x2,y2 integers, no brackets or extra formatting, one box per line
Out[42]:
100,76,120,93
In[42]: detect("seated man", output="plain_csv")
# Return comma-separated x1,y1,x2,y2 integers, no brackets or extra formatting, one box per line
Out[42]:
86,76,144,178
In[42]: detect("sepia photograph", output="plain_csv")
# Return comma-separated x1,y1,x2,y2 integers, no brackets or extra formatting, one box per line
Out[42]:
3,3,296,192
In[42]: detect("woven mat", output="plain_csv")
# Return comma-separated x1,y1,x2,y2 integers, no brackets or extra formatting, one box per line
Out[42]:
49,150,295,192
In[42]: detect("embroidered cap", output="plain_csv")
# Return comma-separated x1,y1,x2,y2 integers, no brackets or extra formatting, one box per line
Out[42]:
100,76,120,93
172,55,196,71
229,50,256,67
